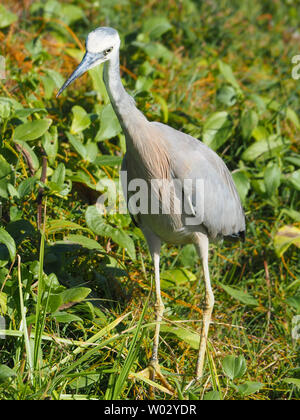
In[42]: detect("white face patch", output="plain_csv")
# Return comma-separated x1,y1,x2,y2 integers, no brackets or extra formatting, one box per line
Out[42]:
86,27,120,54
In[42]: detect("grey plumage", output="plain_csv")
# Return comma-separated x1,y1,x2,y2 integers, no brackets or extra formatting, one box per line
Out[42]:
57,27,245,390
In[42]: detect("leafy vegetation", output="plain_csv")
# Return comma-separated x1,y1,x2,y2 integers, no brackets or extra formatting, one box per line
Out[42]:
0,0,299,400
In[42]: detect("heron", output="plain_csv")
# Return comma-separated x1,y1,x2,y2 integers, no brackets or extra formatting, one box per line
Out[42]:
57,27,245,390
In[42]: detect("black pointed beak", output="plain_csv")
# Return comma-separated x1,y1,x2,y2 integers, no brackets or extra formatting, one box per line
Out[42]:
56,51,104,97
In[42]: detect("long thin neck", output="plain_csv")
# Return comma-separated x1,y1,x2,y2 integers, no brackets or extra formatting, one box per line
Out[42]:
103,53,148,147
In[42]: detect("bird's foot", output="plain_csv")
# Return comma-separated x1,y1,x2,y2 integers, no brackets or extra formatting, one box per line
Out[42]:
184,376,201,392
136,360,174,397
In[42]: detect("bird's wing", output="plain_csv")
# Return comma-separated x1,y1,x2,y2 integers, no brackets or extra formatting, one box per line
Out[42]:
151,122,245,239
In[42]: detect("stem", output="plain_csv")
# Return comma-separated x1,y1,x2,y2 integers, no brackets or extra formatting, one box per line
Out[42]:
37,147,47,230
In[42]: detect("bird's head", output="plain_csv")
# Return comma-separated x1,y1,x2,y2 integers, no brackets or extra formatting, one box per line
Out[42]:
57,27,120,97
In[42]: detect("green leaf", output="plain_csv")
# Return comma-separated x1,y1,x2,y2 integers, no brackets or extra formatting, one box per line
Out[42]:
60,4,85,25
218,60,242,94
218,283,259,306
13,119,52,142
85,142,98,163
283,378,300,389
62,234,104,251
160,325,200,350
133,41,175,63
85,206,113,236
41,75,55,99
232,172,250,204
46,220,92,235
286,296,300,311
280,209,300,222
51,163,65,187
69,373,100,390
93,155,122,167
285,156,300,167
70,105,91,134
0,291,7,314
203,111,233,150
0,228,16,261
85,206,136,259
249,94,267,114
0,365,16,383
0,5,17,28
66,132,87,160
0,101,11,120
51,311,82,323
236,381,263,396
146,42,174,62
242,135,286,161
43,68,65,89
7,184,19,199
14,108,47,119
203,391,222,400
113,230,136,260
252,125,269,141
89,64,110,103
240,110,258,140
216,85,237,106
179,244,198,267
47,293,63,313
61,287,91,304
274,225,300,257
42,126,58,165
6,219,35,245
222,355,247,380
264,163,281,197
17,177,36,198
14,140,40,172
0,155,12,198
160,268,196,289
288,169,300,191
0,154,11,178
142,16,172,39
286,107,300,130
96,104,122,141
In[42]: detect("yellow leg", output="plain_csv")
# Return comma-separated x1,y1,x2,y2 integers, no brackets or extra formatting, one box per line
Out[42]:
139,228,174,395
186,234,214,390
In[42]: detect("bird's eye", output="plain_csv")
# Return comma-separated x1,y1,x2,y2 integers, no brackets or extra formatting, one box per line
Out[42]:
103,47,113,56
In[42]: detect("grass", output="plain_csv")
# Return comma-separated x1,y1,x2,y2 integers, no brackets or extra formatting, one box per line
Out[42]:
0,0,299,400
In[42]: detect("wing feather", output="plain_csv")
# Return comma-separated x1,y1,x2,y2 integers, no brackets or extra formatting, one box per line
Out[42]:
151,122,245,239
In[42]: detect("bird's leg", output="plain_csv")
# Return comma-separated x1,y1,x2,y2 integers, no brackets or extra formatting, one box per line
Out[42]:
148,250,174,394
149,252,174,396
151,251,164,366
186,235,214,390
137,229,174,395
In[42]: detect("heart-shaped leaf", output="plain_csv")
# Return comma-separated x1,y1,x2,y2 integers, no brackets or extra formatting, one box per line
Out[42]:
222,355,247,380
70,105,91,134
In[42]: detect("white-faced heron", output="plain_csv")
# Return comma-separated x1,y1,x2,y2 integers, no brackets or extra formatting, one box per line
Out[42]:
57,27,245,390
